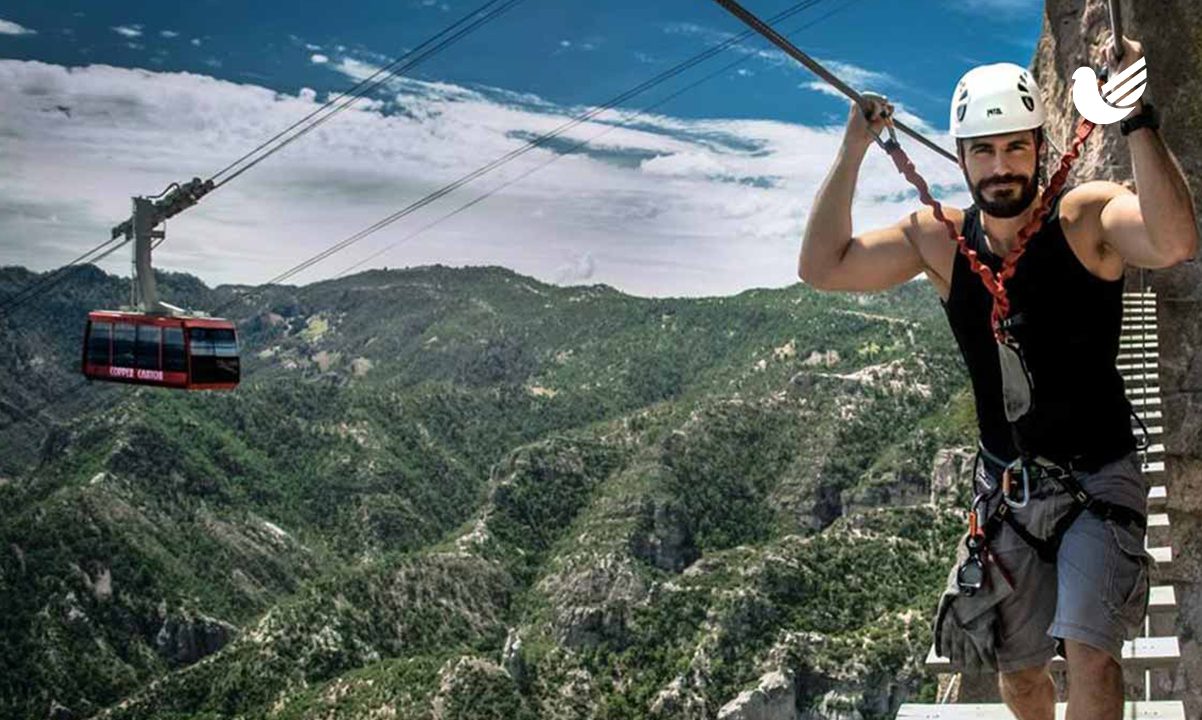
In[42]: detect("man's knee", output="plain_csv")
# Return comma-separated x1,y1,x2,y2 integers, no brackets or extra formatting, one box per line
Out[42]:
1063,638,1120,675
999,662,1052,694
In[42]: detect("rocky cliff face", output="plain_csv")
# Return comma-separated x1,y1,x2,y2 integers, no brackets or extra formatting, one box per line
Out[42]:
1032,0,1202,711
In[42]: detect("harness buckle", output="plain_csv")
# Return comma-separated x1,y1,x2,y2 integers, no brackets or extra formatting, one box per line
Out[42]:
1002,459,1031,508
996,312,1026,332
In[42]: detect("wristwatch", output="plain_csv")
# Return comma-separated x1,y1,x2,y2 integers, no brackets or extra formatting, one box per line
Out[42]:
1120,101,1159,136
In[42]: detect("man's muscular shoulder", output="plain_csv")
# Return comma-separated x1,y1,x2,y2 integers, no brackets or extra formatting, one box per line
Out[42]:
1060,181,1124,226
1059,181,1128,279
897,205,962,295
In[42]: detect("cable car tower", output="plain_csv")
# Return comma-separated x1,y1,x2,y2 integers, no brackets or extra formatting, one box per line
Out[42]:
81,179,241,390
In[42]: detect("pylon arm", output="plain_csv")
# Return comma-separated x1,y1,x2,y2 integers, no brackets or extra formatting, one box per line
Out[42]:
119,176,215,315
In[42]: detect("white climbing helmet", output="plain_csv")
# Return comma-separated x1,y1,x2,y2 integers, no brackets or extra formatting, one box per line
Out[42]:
949,63,1046,139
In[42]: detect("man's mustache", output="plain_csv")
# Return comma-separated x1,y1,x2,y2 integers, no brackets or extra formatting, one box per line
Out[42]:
980,175,1030,191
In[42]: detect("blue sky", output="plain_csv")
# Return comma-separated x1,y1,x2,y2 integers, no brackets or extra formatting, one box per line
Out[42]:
0,0,1047,296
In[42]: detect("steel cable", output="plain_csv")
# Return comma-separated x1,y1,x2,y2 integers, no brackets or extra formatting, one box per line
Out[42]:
335,0,854,277
244,0,828,292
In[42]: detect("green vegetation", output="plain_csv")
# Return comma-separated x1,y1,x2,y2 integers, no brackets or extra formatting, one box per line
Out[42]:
0,264,978,719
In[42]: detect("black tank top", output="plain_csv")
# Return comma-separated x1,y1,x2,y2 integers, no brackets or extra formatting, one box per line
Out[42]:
939,187,1135,464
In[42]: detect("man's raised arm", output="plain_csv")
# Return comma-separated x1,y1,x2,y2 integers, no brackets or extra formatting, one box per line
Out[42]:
799,97,927,292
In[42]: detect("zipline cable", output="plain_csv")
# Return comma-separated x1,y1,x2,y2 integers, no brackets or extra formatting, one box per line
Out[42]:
242,0,829,291
710,0,957,163
0,0,523,320
208,0,512,184
336,0,855,278
2,0,839,430
211,0,526,191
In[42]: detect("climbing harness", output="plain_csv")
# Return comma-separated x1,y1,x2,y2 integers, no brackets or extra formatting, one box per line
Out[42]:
969,444,1147,567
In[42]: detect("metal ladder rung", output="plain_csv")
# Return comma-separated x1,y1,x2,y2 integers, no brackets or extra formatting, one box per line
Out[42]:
896,701,1184,718
925,636,1180,673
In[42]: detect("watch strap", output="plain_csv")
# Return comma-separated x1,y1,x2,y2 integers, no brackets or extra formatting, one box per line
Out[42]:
1120,102,1159,136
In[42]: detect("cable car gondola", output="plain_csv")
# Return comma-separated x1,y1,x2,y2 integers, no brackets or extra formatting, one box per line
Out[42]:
81,180,240,390
82,311,239,390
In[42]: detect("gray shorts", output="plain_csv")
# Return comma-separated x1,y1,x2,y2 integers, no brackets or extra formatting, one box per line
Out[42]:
972,450,1153,672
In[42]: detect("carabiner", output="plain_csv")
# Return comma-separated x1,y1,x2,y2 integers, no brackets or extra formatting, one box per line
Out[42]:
869,120,899,152
1002,459,1031,509
860,92,899,152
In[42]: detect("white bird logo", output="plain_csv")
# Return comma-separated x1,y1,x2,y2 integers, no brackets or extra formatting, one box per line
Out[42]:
1072,56,1148,125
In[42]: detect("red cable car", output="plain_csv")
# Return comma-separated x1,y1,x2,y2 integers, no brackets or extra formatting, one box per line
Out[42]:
82,311,239,390
80,180,239,390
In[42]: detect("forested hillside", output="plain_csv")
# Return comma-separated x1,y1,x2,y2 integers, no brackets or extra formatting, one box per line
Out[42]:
0,264,976,719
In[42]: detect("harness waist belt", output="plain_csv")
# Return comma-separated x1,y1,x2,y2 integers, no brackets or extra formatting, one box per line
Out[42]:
973,448,1146,564
977,443,1130,483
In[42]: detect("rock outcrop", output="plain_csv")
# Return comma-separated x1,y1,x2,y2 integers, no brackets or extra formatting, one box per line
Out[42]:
1031,1,1201,711
717,669,798,720
629,497,700,573
153,610,238,667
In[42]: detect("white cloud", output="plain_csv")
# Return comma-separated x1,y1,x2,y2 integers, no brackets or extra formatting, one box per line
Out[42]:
0,18,36,36
191,38,202,46
800,83,938,135
310,54,329,65
160,30,179,38
662,21,901,97
947,0,1039,11
555,251,596,283
111,25,142,38
943,0,1041,19
305,43,322,51
817,58,894,90
0,59,968,298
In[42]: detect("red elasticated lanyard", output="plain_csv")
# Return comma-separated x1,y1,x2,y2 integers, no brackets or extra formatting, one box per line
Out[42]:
881,119,1096,343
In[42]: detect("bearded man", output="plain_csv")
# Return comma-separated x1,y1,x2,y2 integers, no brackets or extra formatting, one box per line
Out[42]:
798,37,1197,720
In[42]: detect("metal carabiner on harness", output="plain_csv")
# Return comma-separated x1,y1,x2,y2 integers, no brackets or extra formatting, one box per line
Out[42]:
1002,459,1031,509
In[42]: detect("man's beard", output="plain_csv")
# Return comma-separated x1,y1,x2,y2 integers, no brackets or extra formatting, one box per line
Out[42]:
969,169,1040,219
